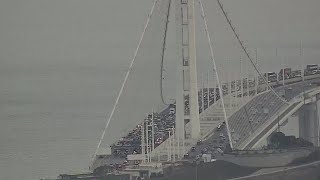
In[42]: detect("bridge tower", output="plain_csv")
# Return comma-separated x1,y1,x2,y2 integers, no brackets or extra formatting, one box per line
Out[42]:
175,0,200,142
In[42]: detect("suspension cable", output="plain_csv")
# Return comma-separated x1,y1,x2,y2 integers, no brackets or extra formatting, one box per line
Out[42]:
198,0,234,149
90,0,159,167
160,0,172,105
215,0,288,104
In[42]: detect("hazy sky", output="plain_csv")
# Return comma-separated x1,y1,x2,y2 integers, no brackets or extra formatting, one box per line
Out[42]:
196,0,320,73
1,1,320,179
1,0,320,74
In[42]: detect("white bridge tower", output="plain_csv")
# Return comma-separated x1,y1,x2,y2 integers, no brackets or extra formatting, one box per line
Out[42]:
175,0,200,143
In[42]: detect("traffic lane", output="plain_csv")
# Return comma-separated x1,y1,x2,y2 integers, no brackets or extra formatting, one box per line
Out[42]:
276,78,320,100
185,78,320,160
186,126,229,158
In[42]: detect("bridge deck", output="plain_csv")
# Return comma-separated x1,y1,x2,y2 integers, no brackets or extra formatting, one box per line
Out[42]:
229,91,288,149
92,75,320,171
230,78,320,149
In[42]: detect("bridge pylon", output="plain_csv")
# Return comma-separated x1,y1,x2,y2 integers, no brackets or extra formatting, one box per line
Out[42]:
175,0,200,145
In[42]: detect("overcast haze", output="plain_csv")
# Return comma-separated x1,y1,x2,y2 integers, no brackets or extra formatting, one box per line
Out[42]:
1,0,320,179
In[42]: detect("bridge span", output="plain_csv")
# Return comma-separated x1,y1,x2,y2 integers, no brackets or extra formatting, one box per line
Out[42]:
91,73,320,172
237,77,320,150
191,75,320,153
142,74,320,162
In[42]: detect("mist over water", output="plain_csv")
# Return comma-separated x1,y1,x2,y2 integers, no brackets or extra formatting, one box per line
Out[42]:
0,0,320,179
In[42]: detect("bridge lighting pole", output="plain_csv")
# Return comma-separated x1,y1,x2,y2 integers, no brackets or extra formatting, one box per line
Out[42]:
202,73,205,112
277,48,285,86
246,59,250,98
168,131,171,161
266,73,269,91
235,74,242,104
317,96,320,146
141,122,145,163
228,71,233,112
230,72,233,109
177,124,180,159
247,75,250,98
255,48,259,95
146,120,149,162
172,128,176,162
229,73,232,112
151,110,155,152
282,56,285,86
234,72,238,107
236,73,239,107
207,70,210,108
182,128,185,156
214,81,217,103
300,40,304,81
240,56,244,102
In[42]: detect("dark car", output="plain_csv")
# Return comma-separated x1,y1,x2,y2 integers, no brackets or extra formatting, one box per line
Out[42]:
197,140,203,145
191,147,196,152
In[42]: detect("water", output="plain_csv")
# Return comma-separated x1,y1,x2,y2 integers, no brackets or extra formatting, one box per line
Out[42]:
1,0,320,179
0,1,154,179
0,63,123,179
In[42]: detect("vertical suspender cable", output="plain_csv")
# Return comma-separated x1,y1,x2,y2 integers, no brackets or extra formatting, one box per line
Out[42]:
215,0,287,104
255,48,258,95
202,73,205,112
247,61,250,98
146,120,149,162
142,122,145,163
152,109,155,152
198,0,234,149
207,70,210,108
300,40,305,81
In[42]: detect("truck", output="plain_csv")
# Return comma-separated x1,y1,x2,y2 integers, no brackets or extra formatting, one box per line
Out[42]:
278,68,292,80
291,70,302,78
279,68,292,74
305,64,318,75
306,64,318,71
264,72,277,83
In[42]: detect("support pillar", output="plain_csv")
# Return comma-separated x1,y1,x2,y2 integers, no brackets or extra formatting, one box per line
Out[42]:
299,97,320,146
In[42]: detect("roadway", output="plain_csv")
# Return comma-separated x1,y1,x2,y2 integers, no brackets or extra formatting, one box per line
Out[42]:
93,76,320,171
185,78,320,159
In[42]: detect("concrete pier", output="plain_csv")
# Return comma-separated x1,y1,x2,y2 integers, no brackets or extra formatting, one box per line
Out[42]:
299,97,320,146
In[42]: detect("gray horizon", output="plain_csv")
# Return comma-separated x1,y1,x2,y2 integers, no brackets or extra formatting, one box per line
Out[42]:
1,0,320,179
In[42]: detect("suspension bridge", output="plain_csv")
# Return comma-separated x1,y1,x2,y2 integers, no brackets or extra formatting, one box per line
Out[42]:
67,0,320,179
